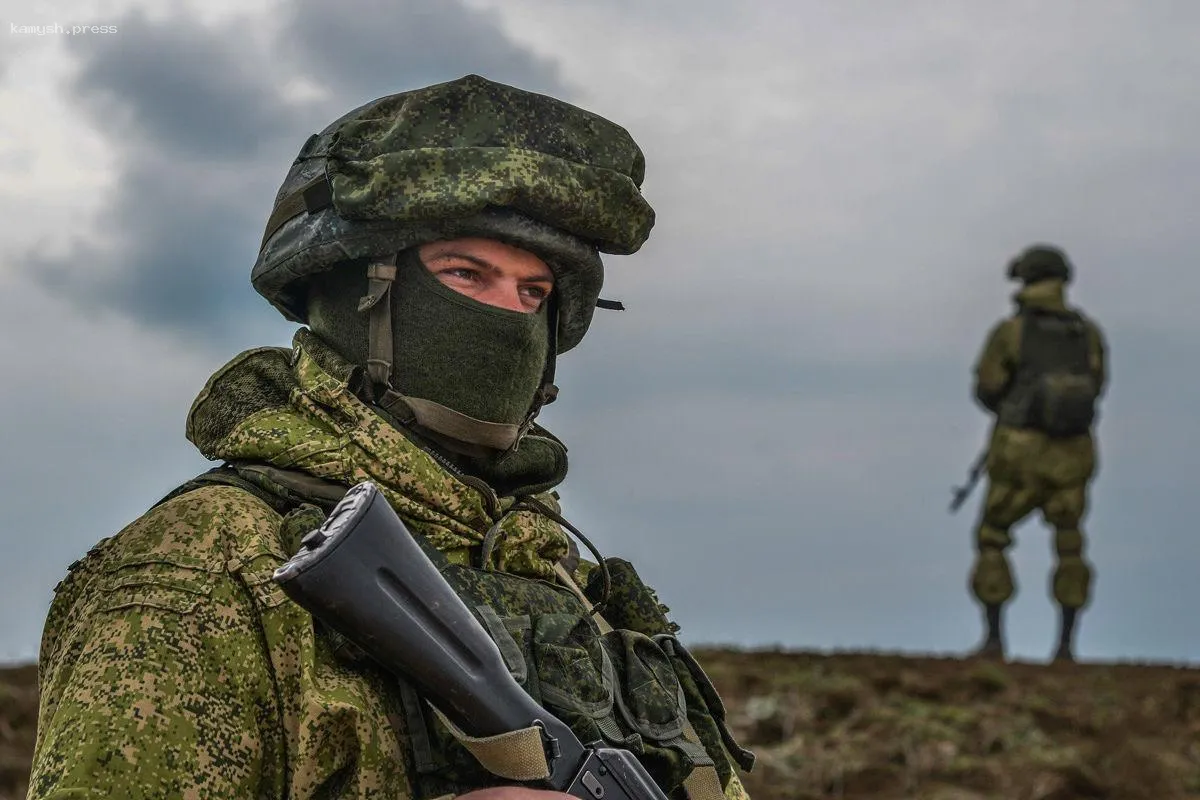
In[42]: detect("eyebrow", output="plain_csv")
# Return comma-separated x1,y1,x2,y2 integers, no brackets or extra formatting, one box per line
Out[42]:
427,250,554,283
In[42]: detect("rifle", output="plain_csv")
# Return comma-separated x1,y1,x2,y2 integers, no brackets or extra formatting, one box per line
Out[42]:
949,448,989,513
273,481,670,800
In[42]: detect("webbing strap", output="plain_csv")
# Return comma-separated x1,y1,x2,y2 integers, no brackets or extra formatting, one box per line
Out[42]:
680,721,727,800
429,706,551,782
258,174,333,250
553,563,611,631
389,395,522,450
552,564,727,800
358,256,398,389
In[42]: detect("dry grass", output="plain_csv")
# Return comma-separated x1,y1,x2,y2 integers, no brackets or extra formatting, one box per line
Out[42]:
699,648,1200,800
5,651,1200,799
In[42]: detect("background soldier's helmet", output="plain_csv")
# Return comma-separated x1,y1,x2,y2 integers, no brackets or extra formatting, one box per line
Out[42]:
1006,244,1073,284
251,74,656,353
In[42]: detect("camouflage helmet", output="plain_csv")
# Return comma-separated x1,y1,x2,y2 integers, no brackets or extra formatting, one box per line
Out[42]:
252,74,656,353
1006,244,1072,284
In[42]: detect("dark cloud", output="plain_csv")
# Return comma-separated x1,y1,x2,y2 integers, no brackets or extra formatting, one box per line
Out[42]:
27,6,311,346
281,0,568,104
65,9,300,160
30,152,294,345
5,2,1200,665
26,0,565,348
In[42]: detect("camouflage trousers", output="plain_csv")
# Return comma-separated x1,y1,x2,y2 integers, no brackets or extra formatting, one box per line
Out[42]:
969,426,1097,610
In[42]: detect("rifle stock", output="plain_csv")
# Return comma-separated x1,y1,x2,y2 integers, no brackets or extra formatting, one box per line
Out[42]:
273,481,670,800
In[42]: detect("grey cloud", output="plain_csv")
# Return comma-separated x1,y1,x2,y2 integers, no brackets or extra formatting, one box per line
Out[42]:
28,6,312,346
541,320,1197,662
65,9,301,160
27,0,566,348
5,2,1200,665
32,153,295,345
281,0,568,103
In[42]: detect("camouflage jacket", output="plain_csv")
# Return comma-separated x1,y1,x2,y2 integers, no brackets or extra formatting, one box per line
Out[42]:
29,330,750,800
972,279,1107,421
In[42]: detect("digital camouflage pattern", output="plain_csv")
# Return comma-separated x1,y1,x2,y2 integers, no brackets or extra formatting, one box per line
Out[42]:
253,74,656,353
327,77,652,252
970,279,1107,609
29,331,751,800
402,545,753,799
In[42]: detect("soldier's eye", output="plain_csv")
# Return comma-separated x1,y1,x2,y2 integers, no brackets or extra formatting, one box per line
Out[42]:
439,267,481,282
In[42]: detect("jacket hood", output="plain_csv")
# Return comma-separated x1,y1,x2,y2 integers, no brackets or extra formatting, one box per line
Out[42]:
184,328,570,577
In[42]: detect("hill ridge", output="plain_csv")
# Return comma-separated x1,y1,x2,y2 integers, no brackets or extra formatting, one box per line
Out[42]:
5,650,1200,799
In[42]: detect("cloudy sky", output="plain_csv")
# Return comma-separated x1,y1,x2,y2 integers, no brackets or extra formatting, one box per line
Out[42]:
1,0,1197,666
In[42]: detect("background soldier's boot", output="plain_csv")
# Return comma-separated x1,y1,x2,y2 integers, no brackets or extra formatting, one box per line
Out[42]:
1053,605,1078,662
972,603,1005,660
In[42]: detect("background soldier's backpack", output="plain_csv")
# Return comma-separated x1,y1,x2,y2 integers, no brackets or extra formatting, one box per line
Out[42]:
1011,309,1100,437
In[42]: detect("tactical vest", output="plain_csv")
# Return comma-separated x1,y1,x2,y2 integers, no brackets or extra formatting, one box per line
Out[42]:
158,463,755,800
998,309,1099,437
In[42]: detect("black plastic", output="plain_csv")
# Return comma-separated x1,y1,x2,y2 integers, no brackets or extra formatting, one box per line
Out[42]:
272,481,631,791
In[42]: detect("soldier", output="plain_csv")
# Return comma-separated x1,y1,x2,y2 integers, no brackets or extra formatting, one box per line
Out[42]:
968,244,1108,663
28,76,753,800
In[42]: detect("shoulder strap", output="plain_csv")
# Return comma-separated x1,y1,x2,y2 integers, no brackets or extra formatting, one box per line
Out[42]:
153,461,348,516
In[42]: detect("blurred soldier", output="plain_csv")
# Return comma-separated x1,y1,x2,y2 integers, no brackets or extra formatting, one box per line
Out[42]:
29,75,753,800
968,244,1108,662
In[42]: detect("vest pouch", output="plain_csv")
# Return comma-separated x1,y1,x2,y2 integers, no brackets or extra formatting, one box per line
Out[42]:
1029,372,1097,437
585,557,680,636
588,558,756,785
393,563,615,799
528,612,617,744
601,628,715,793
605,629,687,742
655,635,757,778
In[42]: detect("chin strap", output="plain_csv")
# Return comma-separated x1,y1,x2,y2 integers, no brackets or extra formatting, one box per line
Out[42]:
357,254,399,388
508,297,560,452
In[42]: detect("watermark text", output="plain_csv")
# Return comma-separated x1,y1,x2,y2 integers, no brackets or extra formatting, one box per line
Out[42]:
10,22,119,36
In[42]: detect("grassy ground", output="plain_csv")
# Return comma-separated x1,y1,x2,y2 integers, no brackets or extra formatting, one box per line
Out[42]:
5,650,1199,799
700,649,1200,800
0,664,36,800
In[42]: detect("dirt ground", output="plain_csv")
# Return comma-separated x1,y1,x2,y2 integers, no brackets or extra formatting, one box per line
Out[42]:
0,664,36,800
5,650,1199,800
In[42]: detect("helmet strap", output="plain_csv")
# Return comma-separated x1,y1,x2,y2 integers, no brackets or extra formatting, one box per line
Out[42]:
357,253,399,389
508,297,560,453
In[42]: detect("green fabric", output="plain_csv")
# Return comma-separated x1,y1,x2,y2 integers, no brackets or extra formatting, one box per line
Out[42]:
323,74,651,253
583,560,755,776
310,248,550,427
306,251,568,494
253,74,657,353
1052,527,1091,608
390,542,746,799
971,539,1016,606
973,281,1107,417
584,557,681,637
29,484,402,800
970,471,1094,609
969,284,1105,611
447,429,568,498
28,333,754,799
997,302,1100,436
27,338,574,799
187,328,570,576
